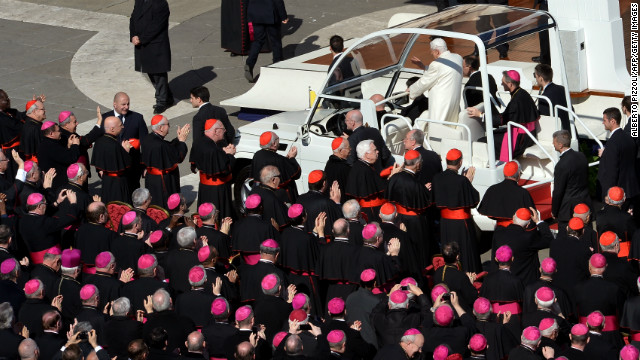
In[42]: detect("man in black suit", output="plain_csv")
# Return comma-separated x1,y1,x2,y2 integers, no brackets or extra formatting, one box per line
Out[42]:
327,35,359,86
130,0,174,114
463,55,498,113
402,129,442,185
244,0,288,82
551,130,590,236
597,107,640,200
345,110,394,169
534,64,570,131
101,92,148,193
104,297,143,360
189,86,235,145
36,310,66,360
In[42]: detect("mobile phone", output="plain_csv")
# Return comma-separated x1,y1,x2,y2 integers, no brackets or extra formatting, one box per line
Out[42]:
401,285,409,291
77,331,88,340
299,324,312,331
441,293,451,301
251,325,259,334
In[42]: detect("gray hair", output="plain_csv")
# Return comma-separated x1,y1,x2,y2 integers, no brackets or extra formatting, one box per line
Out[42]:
552,130,571,148
328,330,346,349
97,251,116,270
473,308,491,321
68,164,85,182
356,139,374,160
540,319,558,337
59,112,74,127
138,254,158,277
259,165,280,184
189,265,207,287
82,286,100,304
260,131,277,149
0,302,14,329
74,321,93,334
60,266,79,276
18,338,39,360
380,205,397,222
151,116,168,132
400,332,420,344
404,153,422,167
26,279,44,299
521,333,539,347
600,235,619,252
502,70,520,86
25,102,38,115
177,227,197,248
132,188,151,207
333,138,348,152
512,214,530,228
389,296,409,310
607,188,625,206
409,129,424,145
152,289,171,312
363,222,383,245
430,38,448,52
199,203,216,221
186,331,205,352
342,199,360,219
112,297,131,317
262,273,281,296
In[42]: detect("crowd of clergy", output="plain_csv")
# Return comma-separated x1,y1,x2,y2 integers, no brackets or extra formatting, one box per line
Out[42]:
0,87,639,360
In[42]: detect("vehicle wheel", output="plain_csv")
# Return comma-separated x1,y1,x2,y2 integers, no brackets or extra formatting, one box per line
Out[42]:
233,165,255,215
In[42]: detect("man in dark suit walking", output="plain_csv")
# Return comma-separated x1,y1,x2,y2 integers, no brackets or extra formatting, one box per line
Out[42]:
534,64,570,131
189,86,235,145
130,0,174,114
462,55,499,125
244,0,288,82
597,107,640,200
101,92,148,195
551,130,590,236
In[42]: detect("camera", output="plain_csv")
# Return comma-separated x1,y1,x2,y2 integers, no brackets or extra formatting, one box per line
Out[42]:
441,293,451,301
400,285,409,291
77,331,88,340
299,324,312,331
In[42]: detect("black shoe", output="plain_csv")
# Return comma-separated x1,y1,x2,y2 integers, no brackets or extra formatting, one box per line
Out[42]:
244,64,254,82
499,53,509,60
153,105,167,114
531,56,541,63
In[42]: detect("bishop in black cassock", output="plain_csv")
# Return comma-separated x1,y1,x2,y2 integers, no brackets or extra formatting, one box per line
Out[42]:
140,115,188,208
20,99,44,163
432,149,481,273
189,119,236,219
345,140,387,223
91,116,132,204
297,170,342,235
478,161,535,227
248,166,290,229
251,131,301,204
232,194,279,264
324,137,351,204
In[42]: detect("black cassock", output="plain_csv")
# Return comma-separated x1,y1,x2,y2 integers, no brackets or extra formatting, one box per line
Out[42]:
315,238,359,303
372,344,408,360
597,204,637,243
238,259,288,303
175,289,217,328
37,137,80,192
549,234,592,297
386,169,433,270
249,184,289,228
345,159,386,222
475,319,518,360
59,125,103,179
491,86,539,161
231,214,279,254
297,190,342,234
480,269,524,317
196,225,232,260
522,278,573,318
251,148,301,204
621,295,640,339
323,154,351,204
19,117,41,161
110,233,152,272
53,275,82,326
0,109,24,179
380,221,421,281
190,136,235,219
141,132,188,208
414,146,443,185
351,244,400,287
74,222,117,269
280,225,322,317
478,179,535,224
91,134,131,204
432,169,481,273
490,223,553,286
574,275,626,348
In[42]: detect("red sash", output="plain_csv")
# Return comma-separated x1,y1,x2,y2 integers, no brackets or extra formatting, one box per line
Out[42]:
441,208,471,220
396,204,419,216
491,301,522,314
200,172,232,186
631,331,640,341
358,197,386,208
30,245,61,265
146,164,178,176
242,253,260,265
496,219,513,227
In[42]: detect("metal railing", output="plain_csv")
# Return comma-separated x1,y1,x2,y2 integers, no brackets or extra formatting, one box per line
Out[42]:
555,105,603,167
506,121,557,166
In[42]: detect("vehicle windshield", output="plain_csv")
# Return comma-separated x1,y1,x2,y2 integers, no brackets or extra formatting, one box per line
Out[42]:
324,4,554,95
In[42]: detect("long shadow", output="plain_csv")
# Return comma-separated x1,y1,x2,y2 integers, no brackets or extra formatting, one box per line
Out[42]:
168,66,217,102
284,35,320,59
282,15,303,36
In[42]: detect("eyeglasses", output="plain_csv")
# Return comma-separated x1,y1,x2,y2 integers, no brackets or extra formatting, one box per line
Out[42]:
273,174,281,178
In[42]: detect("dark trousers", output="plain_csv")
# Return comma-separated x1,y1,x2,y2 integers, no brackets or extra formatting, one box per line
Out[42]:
536,0,551,64
246,23,283,68
147,73,174,106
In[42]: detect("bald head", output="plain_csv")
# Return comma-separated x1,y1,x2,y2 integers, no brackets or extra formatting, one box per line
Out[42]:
103,116,123,136
235,341,254,360
332,218,349,238
86,351,99,360
370,94,385,111
19,338,39,360
346,110,363,131
87,202,107,224
186,331,205,352
285,335,304,355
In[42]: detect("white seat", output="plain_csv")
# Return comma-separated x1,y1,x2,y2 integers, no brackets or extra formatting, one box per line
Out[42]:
521,115,558,162
382,116,413,155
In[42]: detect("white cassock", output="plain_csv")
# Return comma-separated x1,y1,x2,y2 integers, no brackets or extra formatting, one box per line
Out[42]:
408,50,463,125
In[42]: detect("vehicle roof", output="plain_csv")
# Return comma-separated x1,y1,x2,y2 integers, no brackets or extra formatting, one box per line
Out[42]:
393,4,555,50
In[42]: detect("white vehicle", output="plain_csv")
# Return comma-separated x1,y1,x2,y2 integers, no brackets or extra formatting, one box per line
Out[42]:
229,2,631,231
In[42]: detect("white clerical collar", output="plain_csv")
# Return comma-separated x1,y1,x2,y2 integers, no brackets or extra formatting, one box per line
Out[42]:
259,259,273,264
